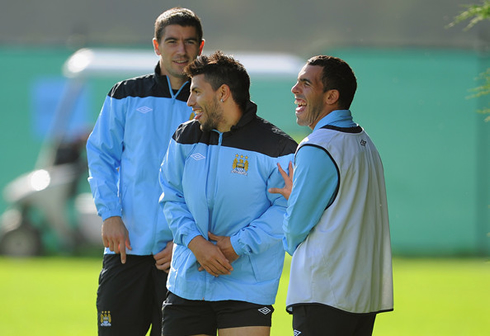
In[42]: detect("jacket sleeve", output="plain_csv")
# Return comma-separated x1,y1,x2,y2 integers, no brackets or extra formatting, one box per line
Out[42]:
229,153,294,256
86,94,125,221
159,137,202,247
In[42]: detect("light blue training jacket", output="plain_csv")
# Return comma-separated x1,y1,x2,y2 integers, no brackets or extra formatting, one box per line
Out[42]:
86,63,194,255
159,102,298,305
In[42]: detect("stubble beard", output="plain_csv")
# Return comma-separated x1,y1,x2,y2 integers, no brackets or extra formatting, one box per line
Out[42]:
200,97,222,132
303,103,323,128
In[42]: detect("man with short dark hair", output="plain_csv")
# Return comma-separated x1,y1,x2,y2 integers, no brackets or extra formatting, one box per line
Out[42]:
270,55,394,336
159,51,298,336
86,7,204,336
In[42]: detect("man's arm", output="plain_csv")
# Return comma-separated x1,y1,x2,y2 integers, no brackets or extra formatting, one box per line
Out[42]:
282,145,339,255
159,138,201,247
159,137,233,276
86,95,126,222
227,155,294,258
87,93,129,263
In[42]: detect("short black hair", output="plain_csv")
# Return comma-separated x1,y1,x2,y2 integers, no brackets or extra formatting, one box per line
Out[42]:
154,7,203,43
307,55,357,109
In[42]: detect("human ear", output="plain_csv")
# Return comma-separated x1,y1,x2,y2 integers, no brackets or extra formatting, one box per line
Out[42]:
198,39,205,55
219,84,231,102
325,89,340,105
152,38,160,56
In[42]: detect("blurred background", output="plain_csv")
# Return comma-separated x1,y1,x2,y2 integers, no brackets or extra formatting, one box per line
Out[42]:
0,0,489,257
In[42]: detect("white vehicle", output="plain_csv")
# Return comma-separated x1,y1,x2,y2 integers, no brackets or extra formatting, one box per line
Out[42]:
0,48,303,256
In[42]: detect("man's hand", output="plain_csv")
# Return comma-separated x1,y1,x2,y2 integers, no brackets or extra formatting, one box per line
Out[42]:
188,236,233,277
154,241,173,273
268,161,294,200
101,216,132,264
208,232,239,263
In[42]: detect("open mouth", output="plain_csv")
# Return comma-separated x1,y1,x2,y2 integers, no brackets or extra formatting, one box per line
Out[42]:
193,109,202,120
294,98,306,113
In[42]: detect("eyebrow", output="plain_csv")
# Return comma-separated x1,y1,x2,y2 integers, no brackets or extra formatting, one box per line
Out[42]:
298,77,312,85
164,36,199,42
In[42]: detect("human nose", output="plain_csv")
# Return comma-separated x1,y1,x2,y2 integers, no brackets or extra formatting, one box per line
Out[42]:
187,94,195,107
176,41,186,55
291,82,299,94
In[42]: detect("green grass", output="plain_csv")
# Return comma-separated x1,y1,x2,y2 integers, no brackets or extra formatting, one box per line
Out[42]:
0,256,489,335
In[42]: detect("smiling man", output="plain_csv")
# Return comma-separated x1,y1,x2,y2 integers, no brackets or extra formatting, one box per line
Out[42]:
270,55,394,336
158,51,298,336
86,8,204,336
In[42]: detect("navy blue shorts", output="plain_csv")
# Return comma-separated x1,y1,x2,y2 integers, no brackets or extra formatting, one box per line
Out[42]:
97,254,168,336
162,292,274,336
292,304,377,336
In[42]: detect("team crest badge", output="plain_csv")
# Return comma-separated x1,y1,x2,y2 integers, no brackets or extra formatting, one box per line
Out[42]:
232,154,249,176
100,310,112,327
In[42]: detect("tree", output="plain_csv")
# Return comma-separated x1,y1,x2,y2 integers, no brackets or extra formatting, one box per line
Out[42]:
448,0,490,120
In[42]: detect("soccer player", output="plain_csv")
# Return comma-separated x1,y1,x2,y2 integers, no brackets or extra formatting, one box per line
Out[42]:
159,51,298,336
270,55,394,336
86,8,204,336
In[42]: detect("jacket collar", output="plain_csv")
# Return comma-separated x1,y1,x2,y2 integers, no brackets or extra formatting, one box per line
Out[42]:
230,101,257,132
154,62,190,102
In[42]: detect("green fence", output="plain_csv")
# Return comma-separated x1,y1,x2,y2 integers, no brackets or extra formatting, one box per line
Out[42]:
0,46,488,256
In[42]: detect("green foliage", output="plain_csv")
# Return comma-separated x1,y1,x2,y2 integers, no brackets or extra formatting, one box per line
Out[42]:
447,0,490,30
448,1,490,119
470,68,490,119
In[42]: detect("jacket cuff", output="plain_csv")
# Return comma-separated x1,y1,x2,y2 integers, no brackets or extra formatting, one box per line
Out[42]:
229,234,244,256
100,209,123,222
183,232,202,248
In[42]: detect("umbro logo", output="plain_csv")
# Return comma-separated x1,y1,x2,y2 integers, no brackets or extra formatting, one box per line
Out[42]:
258,307,272,315
293,330,302,336
191,153,205,161
137,106,153,114
360,139,367,146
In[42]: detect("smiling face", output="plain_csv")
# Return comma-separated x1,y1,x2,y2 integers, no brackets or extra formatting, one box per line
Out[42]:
153,24,204,89
187,74,224,132
291,64,329,130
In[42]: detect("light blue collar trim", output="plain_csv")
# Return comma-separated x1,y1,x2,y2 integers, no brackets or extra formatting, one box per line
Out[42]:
314,110,355,131
166,76,189,100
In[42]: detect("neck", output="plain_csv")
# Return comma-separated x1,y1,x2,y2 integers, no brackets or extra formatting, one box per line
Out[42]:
159,62,188,90
217,103,243,133
167,76,188,91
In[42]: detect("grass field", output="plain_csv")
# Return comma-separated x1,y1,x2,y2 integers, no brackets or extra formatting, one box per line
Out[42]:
0,256,489,335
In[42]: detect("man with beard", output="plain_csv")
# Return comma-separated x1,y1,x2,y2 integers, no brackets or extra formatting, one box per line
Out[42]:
159,51,297,336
